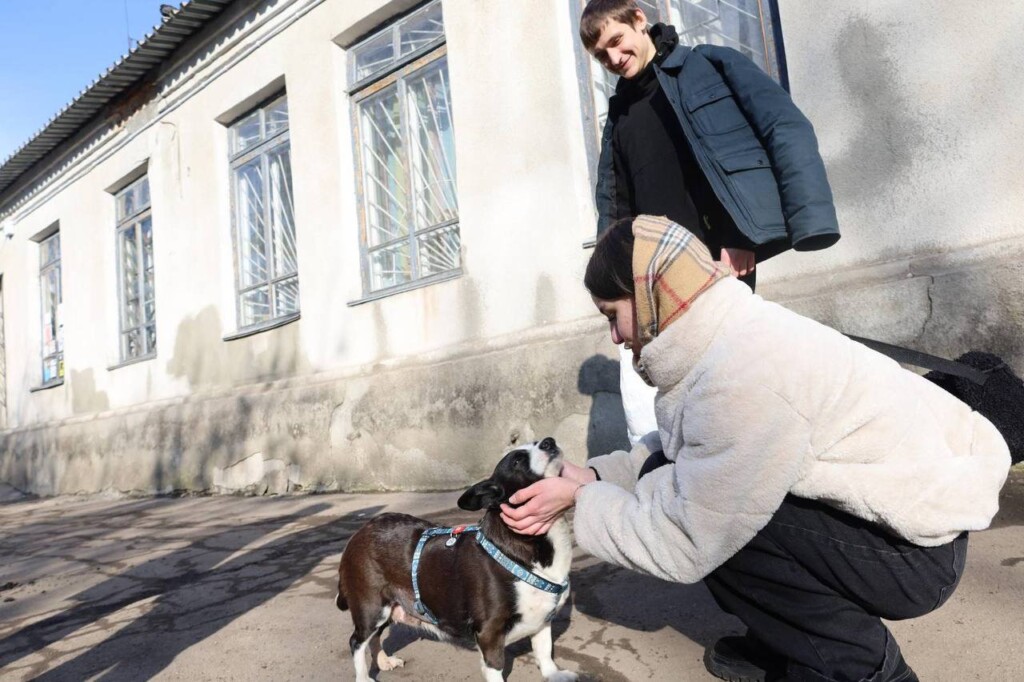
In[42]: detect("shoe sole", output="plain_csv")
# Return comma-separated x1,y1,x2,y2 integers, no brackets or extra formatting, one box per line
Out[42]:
702,647,768,682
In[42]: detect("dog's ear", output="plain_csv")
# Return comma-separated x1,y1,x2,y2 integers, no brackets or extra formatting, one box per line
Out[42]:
457,480,505,511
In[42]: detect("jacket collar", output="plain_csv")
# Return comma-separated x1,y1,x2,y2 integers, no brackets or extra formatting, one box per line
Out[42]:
657,42,693,71
639,277,750,389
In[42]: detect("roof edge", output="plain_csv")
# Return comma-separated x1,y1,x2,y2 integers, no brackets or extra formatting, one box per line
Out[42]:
0,0,234,197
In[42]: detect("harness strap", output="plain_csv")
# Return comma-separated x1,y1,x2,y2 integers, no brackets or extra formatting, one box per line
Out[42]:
410,524,568,626
476,531,569,595
411,525,479,625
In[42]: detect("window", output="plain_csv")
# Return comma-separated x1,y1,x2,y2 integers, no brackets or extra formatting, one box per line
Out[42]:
349,0,460,295
229,93,299,329
572,0,787,170
39,231,62,385
115,175,156,361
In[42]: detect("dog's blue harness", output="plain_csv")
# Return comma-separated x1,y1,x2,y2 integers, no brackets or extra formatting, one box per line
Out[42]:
410,524,569,626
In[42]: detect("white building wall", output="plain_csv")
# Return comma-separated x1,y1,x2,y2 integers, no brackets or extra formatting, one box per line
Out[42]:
0,0,601,427
766,0,1024,278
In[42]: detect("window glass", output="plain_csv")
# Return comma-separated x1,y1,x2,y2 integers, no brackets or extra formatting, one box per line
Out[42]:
229,96,300,328
349,1,460,295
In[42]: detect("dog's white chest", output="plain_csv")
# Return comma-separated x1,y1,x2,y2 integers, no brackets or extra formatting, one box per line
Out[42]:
505,521,572,644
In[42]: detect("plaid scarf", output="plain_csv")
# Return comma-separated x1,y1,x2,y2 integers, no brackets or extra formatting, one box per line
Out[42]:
633,215,730,348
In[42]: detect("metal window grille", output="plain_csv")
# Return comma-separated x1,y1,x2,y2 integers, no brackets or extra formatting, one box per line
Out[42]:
229,93,299,328
115,175,156,361
39,231,62,384
349,0,460,295
573,0,786,176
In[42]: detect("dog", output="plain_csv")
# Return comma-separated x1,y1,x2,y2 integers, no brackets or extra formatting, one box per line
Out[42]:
336,437,578,682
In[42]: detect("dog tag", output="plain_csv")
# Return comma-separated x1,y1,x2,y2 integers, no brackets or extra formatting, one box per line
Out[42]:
445,536,458,547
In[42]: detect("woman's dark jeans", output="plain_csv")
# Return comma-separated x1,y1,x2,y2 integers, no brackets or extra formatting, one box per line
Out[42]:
703,494,968,682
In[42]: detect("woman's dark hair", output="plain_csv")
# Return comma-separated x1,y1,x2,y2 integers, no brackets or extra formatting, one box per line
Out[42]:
585,217,635,300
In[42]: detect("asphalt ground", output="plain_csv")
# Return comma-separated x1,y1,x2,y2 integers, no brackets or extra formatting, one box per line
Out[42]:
1,469,1022,681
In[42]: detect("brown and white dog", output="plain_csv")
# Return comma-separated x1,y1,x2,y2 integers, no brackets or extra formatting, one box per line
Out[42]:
336,437,577,682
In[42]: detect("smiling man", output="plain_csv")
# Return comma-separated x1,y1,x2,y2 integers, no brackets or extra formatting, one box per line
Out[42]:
581,0,840,282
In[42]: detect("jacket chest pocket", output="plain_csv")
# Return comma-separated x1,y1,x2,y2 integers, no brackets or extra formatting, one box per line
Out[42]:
685,82,747,136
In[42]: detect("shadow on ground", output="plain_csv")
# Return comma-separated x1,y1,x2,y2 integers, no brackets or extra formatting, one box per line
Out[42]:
0,500,381,680
569,558,743,647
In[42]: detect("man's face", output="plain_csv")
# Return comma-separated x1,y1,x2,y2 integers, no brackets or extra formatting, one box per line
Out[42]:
588,12,656,80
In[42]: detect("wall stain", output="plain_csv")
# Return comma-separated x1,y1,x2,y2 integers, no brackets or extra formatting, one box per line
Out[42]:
70,369,110,415
534,274,557,326
828,17,929,203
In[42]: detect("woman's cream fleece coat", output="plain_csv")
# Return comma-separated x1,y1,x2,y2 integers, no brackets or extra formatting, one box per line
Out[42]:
576,278,1011,584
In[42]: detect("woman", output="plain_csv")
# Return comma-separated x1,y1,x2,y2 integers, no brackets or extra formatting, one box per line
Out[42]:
501,215,1010,682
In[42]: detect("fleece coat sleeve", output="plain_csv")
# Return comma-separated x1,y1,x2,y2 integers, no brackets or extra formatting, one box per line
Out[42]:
573,380,813,583
585,431,663,491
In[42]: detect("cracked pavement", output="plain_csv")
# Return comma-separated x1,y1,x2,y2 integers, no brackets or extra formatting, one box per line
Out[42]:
1,470,1022,681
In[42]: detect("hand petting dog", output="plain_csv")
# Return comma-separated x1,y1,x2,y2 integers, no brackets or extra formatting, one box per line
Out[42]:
501,460,597,535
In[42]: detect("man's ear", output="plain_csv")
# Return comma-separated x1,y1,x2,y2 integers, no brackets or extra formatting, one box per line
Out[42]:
632,8,648,31
457,480,505,511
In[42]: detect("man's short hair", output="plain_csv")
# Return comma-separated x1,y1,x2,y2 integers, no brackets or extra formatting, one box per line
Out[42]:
580,0,643,51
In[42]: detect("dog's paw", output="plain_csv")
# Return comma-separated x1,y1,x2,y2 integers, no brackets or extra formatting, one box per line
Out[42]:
545,671,578,682
376,650,405,671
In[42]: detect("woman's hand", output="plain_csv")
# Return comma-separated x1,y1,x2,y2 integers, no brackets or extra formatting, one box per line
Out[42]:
720,247,756,277
500,477,585,536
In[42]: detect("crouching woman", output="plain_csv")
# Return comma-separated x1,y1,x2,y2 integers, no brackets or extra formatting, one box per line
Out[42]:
501,215,1011,682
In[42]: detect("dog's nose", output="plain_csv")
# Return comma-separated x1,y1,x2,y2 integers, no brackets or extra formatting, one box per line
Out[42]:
539,437,557,452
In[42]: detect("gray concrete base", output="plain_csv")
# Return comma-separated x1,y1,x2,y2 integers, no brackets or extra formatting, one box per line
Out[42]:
1,471,1022,680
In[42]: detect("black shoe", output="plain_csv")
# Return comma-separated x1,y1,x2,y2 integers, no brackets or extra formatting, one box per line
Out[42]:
703,634,786,682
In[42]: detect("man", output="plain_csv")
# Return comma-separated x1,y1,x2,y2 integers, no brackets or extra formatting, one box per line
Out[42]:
580,0,840,446
582,0,840,276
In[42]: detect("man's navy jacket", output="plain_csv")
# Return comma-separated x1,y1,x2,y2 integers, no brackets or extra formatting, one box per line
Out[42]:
596,43,840,259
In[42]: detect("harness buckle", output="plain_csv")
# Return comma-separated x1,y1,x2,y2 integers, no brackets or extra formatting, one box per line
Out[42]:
445,524,469,547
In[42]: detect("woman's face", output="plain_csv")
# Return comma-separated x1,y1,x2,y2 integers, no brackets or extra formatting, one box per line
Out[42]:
593,295,641,358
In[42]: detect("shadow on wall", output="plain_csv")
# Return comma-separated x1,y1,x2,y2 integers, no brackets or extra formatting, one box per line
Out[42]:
0,501,378,679
577,354,630,459
153,305,318,494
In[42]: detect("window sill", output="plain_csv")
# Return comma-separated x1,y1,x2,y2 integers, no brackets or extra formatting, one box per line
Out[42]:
30,379,65,393
347,269,463,307
582,238,596,249
108,353,156,372
223,312,301,341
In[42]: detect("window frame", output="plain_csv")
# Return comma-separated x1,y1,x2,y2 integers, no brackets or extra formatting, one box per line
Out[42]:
38,230,63,388
346,0,447,94
227,91,300,333
347,0,461,301
114,175,156,364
